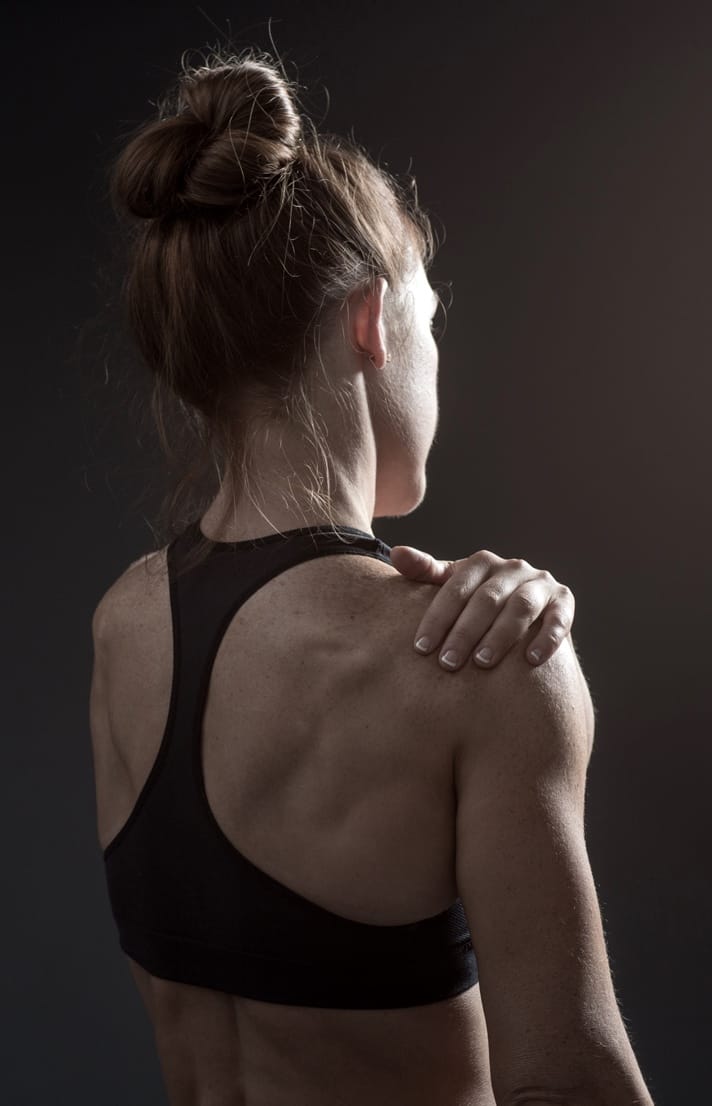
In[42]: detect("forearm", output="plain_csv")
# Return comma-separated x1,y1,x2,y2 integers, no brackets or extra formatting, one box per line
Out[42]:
502,1046,655,1106
497,1027,656,1106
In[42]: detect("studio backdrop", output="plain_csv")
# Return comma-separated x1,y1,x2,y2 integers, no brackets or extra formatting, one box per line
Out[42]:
4,2,709,1102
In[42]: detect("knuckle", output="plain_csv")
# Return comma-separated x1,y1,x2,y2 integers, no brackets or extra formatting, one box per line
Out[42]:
547,609,571,631
511,589,538,616
479,584,503,608
450,579,473,602
471,549,497,567
545,615,570,638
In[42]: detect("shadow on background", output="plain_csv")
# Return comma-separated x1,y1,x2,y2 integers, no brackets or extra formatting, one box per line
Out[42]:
4,2,709,1102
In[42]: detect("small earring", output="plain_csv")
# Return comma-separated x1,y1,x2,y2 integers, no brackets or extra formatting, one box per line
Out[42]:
370,353,392,364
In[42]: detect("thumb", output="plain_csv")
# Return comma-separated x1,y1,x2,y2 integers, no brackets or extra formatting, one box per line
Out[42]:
389,545,455,583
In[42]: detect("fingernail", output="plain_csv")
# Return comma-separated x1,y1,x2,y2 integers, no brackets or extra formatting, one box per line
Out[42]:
475,647,493,664
415,637,431,653
440,650,459,668
528,648,542,663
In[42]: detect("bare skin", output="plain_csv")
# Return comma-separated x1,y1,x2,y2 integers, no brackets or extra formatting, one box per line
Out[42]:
89,530,524,1106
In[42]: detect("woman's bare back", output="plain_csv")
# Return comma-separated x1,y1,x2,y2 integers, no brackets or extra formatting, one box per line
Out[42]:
90,540,499,1106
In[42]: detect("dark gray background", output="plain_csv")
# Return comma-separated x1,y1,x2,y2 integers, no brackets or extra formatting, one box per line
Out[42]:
6,1,709,1102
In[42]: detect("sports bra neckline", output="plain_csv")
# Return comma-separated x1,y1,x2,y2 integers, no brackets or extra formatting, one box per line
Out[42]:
191,518,379,551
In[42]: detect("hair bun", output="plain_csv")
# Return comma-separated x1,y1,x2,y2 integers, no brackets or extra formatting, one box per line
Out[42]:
112,55,303,220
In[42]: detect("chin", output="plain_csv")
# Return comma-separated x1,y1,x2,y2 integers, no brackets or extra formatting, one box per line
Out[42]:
373,469,427,520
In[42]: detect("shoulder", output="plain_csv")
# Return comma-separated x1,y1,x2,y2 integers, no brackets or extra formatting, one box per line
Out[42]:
341,561,442,652
446,632,596,775
371,573,595,764
355,568,484,712
92,547,168,643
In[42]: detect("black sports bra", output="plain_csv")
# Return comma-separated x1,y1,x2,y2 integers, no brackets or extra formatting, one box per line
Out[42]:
102,519,477,1009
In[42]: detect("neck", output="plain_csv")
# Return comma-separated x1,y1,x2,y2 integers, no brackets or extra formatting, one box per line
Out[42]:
200,485,376,542
200,434,377,543
201,365,381,542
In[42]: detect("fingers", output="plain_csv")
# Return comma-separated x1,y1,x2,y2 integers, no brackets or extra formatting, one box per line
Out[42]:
409,548,576,673
432,578,554,671
389,545,457,584
412,552,507,667
521,586,576,665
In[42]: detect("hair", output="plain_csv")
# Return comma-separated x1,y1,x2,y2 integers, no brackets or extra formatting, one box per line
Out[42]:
107,45,437,579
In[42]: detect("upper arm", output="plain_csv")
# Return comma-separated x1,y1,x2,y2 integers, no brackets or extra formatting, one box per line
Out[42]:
452,637,626,1100
89,594,114,844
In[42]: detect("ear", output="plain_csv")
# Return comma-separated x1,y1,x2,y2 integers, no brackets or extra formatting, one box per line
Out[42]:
350,277,389,369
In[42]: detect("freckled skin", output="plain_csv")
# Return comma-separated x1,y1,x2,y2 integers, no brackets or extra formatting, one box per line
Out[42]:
91,548,499,1106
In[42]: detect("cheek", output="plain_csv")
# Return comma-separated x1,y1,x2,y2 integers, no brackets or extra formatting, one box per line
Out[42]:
417,348,439,444
426,337,439,391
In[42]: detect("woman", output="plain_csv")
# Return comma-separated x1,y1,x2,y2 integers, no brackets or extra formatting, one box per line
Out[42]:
89,49,654,1106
